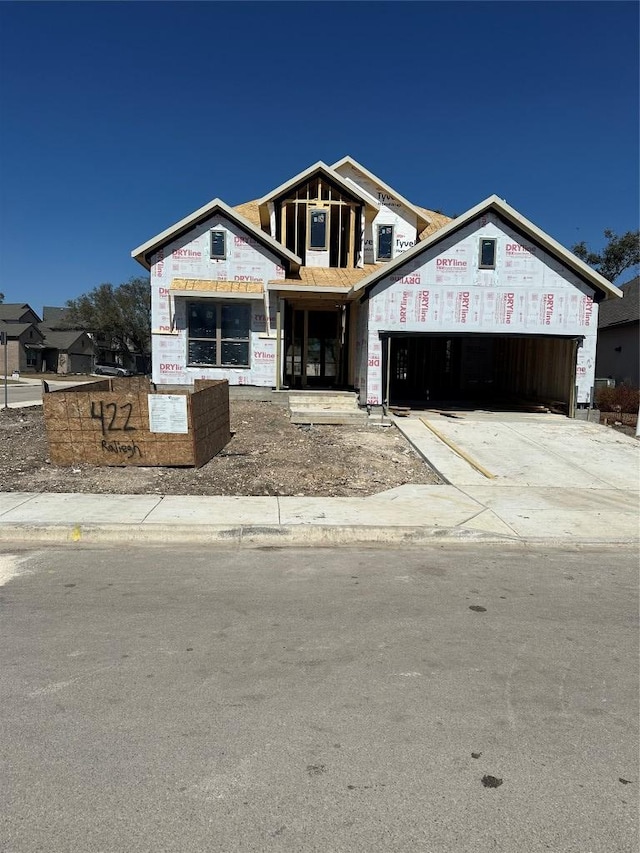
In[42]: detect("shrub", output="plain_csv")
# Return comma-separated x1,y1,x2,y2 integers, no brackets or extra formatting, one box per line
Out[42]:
595,383,640,413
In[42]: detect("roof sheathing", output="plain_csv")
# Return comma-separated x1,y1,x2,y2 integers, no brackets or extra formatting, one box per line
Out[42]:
131,198,302,272
349,195,623,301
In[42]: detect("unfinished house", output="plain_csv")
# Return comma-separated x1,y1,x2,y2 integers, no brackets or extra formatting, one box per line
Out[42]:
132,157,621,415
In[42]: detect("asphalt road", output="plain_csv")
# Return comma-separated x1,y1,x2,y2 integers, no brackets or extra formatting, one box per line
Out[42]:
1,544,637,852
3,379,85,407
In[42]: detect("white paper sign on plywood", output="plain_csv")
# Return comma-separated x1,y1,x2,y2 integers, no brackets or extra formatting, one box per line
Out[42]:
148,394,189,434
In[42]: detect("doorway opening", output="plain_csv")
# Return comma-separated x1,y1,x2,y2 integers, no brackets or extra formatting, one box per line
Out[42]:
284,304,348,388
386,334,578,412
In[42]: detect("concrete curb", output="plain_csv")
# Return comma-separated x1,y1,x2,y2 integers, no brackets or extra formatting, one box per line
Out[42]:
0,522,637,548
0,522,511,547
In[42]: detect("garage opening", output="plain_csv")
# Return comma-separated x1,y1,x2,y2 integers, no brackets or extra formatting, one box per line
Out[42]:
385,334,579,413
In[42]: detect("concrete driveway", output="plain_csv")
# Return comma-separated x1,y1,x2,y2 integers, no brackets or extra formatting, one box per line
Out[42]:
394,412,640,541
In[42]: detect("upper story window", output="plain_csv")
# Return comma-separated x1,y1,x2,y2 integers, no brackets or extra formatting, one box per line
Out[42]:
210,230,226,260
308,209,328,250
479,238,497,269
377,224,394,261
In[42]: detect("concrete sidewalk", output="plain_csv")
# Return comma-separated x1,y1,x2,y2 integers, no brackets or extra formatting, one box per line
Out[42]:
0,482,637,546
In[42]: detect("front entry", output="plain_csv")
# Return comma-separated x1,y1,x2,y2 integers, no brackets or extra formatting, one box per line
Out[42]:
284,305,345,388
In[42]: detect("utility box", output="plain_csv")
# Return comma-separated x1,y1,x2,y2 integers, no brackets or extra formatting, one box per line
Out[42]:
42,377,231,468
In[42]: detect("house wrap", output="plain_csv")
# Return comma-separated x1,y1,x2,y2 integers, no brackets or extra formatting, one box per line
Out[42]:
132,157,621,414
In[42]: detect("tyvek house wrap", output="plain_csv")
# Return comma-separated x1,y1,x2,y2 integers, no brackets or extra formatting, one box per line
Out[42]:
332,162,419,264
363,212,598,406
150,213,284,386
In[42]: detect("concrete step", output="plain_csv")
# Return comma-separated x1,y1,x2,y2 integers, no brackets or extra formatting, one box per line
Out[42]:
287,392,360,410
287,390,365,424
290,409,369,426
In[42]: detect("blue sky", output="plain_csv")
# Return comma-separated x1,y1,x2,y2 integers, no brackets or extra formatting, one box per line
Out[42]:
0,1,638,314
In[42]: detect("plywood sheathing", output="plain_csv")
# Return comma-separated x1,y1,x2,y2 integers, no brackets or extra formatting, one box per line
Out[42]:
171,279,263,294
42,378,231,468
272,265,380,289
415,206,454,239
233,200,263,229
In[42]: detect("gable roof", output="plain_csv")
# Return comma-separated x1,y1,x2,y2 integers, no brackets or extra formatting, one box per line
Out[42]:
349,194,624,300
40,329,90,350
331,156,431,231
0,320,42,339
131,197,302,272
256,160,379,230
0,303,40,322
598,276,639,328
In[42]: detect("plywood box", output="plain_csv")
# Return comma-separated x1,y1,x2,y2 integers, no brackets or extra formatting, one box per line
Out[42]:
42,377,231,468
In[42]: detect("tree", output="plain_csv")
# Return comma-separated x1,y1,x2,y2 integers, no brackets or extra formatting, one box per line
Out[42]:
0,293,4,303
572,229,640,283
65,277,151,366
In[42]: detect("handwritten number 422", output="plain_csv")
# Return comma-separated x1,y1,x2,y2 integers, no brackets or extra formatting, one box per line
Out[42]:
90,401,136,435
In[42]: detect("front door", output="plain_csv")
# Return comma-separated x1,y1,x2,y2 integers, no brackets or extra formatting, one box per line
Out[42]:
285,307,343,388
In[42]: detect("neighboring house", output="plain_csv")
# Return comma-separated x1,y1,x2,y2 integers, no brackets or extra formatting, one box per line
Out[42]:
0,317,46,373
131,156,621,413
0,304,46,373
39,328,94,374
595,276,639,387
0,303,94,375
42,306,148,373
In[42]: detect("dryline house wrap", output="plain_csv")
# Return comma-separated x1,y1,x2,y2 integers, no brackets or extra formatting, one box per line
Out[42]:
131,158,622,413
349,196,620,409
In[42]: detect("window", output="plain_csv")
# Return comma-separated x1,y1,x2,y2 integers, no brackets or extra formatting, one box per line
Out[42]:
308,208,328,250
187,302,251,367
210,230,226,260
377,224,394,261
479,238,497,269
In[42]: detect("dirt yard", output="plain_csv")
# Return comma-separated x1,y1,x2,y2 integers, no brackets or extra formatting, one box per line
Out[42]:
0,402,440,497
599,410,638,439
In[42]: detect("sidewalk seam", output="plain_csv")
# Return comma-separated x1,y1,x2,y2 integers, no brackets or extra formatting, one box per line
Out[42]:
139,495,165,524
0,493,40,519
454,486,521,538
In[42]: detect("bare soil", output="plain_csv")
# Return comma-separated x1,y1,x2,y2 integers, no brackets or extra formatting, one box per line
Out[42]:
0,402,440,496
599,410,638,439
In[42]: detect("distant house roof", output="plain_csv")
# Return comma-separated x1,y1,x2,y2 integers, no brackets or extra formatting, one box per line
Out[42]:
40,329,90,350
598,277,639,329
42,306,71,325
349,195,624,301
0,303,41,323
0,320,43,339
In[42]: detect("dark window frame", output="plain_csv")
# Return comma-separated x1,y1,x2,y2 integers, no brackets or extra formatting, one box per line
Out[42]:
376,223,394,261
479,238,497,269
187,301,251,368
210,230,227,260
308,207,329,251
